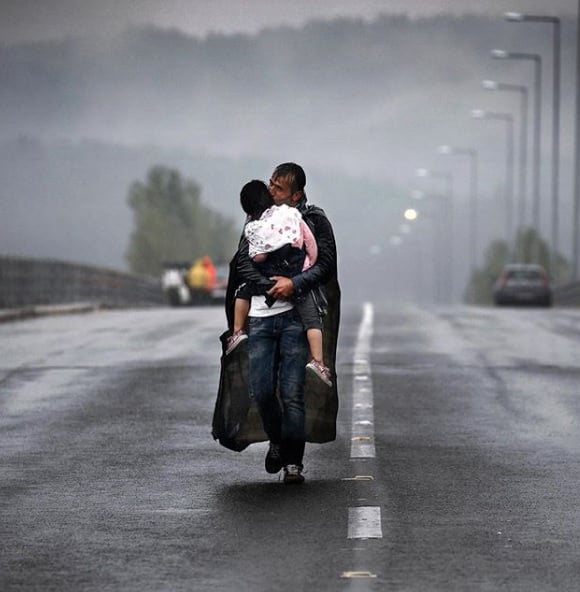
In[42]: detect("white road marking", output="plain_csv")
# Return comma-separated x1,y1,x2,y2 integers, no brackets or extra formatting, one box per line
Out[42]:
345,304,383,552
347,507,383,539
351,302,375,458
340,571,378,579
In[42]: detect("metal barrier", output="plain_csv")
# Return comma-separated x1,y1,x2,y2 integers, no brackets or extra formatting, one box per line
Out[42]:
0,256,163,308
2,255,578,310
553,280,580,307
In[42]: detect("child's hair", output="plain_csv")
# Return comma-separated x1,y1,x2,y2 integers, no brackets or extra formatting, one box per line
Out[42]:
240,180,274,220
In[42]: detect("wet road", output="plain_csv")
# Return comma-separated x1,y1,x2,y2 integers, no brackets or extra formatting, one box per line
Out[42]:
1,303,580,591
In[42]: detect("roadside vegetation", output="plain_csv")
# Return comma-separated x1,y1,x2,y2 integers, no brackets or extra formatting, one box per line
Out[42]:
464,227,570,305
125,166,238,276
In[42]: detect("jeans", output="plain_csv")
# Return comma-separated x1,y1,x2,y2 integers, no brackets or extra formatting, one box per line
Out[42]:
248,309,309,466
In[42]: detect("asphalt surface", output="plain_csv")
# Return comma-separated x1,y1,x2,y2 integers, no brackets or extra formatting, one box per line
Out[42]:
1,303,580,591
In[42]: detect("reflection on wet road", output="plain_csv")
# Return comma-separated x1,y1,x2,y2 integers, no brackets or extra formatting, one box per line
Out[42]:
1,304,580,591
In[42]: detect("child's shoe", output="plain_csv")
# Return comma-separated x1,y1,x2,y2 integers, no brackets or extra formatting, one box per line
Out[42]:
306,359,332,387
225,330,248,355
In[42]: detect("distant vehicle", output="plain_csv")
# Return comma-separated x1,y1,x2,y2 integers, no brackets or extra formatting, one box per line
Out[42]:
210,263,229,304
493,263,552,307
161,262,191,306
161,258,228,307
187,256,217,305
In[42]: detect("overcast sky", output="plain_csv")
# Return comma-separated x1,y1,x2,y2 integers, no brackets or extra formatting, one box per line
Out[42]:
1,0,577,45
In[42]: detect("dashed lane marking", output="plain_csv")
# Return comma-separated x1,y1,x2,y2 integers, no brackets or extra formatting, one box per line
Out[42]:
347,506,383,539
350,302,375,459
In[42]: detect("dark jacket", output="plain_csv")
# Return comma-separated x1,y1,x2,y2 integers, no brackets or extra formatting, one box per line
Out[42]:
236,243,306,307
212,198,341,451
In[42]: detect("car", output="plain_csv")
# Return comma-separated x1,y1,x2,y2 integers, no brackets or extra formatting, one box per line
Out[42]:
493,263,552,307
161,262,191,306
210,263,229,305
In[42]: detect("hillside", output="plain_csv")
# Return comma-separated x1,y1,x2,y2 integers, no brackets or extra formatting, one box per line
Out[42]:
0,13,578,290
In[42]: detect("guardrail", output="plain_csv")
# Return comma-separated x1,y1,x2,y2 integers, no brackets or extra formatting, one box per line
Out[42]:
2,255,578,311
0,256,163,309
553,280,580,307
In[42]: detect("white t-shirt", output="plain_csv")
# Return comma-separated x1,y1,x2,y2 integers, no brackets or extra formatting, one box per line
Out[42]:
249,295,294,317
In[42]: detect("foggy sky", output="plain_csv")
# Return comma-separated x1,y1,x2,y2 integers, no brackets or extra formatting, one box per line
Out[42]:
1,0,577,45
1,2,579,296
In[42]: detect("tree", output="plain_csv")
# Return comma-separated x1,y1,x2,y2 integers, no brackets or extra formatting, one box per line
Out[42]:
125,165,238,275
464,239,509,305
464,227,570,305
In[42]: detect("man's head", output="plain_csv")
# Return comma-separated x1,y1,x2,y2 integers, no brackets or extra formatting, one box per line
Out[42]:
269,162,306,207
240,180,274,220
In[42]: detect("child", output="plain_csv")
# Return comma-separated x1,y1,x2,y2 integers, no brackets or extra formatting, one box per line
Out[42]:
226,180,332,387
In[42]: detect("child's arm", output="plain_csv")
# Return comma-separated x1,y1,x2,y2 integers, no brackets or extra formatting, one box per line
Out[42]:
300,219,318,268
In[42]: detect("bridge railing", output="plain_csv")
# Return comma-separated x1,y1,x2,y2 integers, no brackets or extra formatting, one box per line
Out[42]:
1,255,579,310
0,256,163,308
553,280,580,307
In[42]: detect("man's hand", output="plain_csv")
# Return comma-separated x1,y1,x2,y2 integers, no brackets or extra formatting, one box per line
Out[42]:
267,276,295,300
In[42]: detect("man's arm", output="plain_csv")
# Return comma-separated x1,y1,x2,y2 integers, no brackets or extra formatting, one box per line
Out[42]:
268,208,337,300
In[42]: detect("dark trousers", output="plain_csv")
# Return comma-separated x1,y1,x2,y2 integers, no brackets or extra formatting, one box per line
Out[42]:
247,309,309,465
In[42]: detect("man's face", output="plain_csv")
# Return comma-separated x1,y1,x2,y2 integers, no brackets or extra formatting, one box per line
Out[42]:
269,174,300,207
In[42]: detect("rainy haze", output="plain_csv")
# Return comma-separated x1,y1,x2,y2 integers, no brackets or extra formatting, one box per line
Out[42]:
0,7,578,303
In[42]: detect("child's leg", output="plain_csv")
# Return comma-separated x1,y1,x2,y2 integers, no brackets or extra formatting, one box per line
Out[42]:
298,295,332,386
226,297,251,355
233,298,250,333
296,294,324,363
306,328,324,364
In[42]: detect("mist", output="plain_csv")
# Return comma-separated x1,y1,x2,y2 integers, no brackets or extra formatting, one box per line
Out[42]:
0,13,578,302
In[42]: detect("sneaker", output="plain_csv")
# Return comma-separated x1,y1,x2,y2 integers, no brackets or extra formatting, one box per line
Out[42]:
265,442,283,474
283,464,305,484
306,359,332,387
225,330,248,355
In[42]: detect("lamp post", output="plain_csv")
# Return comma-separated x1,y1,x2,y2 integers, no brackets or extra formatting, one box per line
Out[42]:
436,146,479,276
574,0,580,278
471,110,515,253
403,199,441,303
400,209,425,304
491,50,542,240
416,168,454,303
481,80,528,238
388,235,403,301
504,12,561,279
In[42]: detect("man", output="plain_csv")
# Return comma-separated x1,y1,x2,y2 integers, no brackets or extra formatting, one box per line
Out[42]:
212,163,340,485
238,163,339,484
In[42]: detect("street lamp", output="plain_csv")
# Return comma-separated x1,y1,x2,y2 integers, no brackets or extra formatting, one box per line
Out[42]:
436,146,478,274
471,110,515,252
393,221,434,305
492,49,542,240
504,12,561,279
482,80,528,236
575,1,580,278
415,168,454,303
